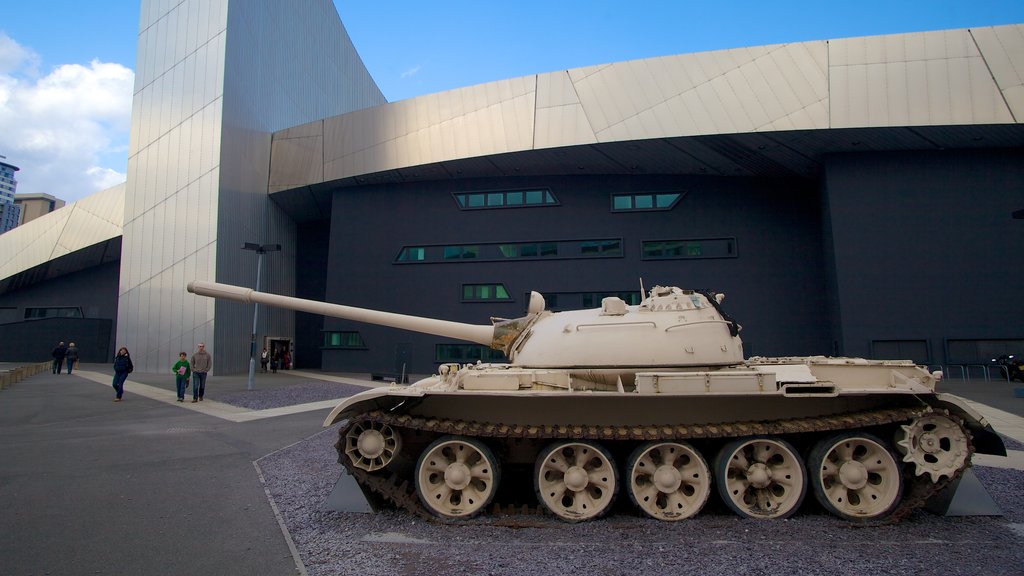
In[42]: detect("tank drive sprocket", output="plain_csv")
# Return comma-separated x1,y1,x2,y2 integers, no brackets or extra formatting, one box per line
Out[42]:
895,411,971,483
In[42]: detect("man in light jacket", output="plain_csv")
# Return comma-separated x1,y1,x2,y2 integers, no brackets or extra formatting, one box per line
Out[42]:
190,343,212,403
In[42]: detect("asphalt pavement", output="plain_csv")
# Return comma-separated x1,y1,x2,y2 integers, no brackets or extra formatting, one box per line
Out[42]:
0,364,346,576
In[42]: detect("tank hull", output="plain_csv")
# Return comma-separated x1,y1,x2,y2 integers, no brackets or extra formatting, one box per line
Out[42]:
326,359,1004,523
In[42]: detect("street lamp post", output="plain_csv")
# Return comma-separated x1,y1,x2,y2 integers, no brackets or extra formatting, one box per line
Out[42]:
241,242,281,391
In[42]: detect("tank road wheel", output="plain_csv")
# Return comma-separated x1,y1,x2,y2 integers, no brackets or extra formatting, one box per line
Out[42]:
715,437,807,519
415,436,499,519
627,442,711,521
343,420,402,472
896,412,970,483
809,433,903,521
535,441,618,522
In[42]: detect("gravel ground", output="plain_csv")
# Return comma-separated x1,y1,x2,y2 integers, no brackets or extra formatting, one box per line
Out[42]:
256,415,1024,576
216,381,372,410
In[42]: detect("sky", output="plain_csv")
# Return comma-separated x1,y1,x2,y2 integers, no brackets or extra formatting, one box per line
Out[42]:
0,1,1022,204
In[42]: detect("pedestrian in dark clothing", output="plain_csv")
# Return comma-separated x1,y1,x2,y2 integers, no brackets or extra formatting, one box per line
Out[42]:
65,343,79,374
112,347,133,401
52,341,68,374
270,352,279,373
172,352,191,402
260,348,269,373
190,343,211,402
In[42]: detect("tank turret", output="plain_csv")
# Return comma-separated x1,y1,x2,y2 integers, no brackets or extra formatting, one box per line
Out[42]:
186,279,1004,525
186,281,744,369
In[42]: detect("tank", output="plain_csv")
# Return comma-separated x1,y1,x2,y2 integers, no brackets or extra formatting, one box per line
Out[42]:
187,280,1005,523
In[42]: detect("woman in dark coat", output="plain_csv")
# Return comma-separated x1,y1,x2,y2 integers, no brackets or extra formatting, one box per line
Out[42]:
112,347,133,402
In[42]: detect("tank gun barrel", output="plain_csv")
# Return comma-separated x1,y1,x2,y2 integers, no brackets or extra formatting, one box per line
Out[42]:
187,280,497,347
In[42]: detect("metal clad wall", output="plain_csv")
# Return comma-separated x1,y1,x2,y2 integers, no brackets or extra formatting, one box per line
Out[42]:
823,149,1024,361
119,0,228,373
120,0,384,373
829,28,1015,128
274,26,1022,190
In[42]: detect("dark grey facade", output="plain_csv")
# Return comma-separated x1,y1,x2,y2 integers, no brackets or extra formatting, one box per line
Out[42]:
0,260,120,363
296,145,1023,376
822,148,1024,365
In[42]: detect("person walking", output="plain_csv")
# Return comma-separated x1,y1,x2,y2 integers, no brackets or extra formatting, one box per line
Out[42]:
112,347,133,402
51,341,68,374
65,342,79,374
172,352,191,402
260,348,269,373
190,343,211,402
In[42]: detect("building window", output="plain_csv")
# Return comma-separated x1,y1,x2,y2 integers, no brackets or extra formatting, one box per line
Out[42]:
397,247,425,261
436,344,507,363
641,238,736,260
322,331,367,349
24,307,84,320
463,284,512,302
580,291,643,308
443,245,479,260
395,238,623,264
453,188,558,210
580,239,622,256
498,242,558,259
533,291,643,312
612,192,683,212
871,340,930,364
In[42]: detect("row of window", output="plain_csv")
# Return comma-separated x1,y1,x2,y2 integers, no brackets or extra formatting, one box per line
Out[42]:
24,307,84,320
397,238,624,263
454,189,557,209
323,332,509,363
467,286,645,308
451,188,683,212
397,238,735,263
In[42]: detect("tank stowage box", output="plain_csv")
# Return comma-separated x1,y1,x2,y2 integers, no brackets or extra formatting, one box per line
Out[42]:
188,280,1005,522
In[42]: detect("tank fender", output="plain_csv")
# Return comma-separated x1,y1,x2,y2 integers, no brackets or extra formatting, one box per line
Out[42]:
926,393,1007,457
322,386,424,427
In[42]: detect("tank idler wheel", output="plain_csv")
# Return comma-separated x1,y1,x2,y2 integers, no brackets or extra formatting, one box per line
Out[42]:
809,433,903,521
535,441,618,522
895,412,970,482
627,441,711,521
415,436,499,519
715,436,807,519
344,420,401,472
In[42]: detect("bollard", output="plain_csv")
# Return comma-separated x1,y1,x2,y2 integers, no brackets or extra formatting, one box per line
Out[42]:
0,362,55,391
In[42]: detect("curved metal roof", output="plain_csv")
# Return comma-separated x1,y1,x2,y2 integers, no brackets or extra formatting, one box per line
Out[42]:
0,183,124,294
269,25,1024,220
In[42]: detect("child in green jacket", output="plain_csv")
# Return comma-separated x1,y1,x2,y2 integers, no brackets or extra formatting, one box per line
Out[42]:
172,352,191,402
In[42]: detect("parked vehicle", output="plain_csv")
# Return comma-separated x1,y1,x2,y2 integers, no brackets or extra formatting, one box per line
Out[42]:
993,354,1024,382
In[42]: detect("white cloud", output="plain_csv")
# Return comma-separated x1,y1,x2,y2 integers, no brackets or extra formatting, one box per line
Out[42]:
0,32,133,203
400,65,422,78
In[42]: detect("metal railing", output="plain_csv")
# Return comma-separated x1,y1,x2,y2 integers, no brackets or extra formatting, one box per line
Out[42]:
936,364,1012,383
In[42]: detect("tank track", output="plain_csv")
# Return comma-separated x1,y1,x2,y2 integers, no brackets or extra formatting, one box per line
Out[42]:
334,406,973,523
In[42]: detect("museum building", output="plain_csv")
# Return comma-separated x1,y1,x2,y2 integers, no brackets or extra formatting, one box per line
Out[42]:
0,0,1021,378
